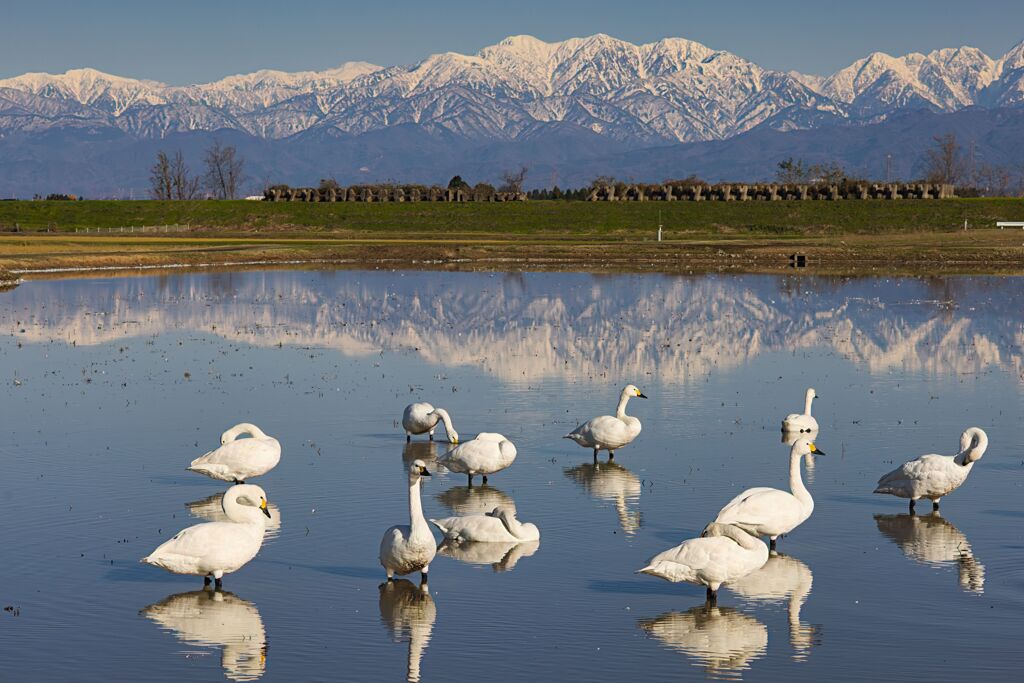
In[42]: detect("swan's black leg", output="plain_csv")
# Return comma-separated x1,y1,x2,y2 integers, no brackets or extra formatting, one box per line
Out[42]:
467,473,473,487
406,434,411,443
932,500,940,511
482,475,489,484
609,451,615,460
429,432,434,441
706,586,717,606
214,577,223,590
204,575,212,586
769,538,777,552
909,499,916,513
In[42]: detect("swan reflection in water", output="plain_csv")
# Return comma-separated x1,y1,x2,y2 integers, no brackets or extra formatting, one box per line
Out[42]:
782,429,817,485
438,538,541,572
639,603,767,679
730,553,820,661
186,494,282,542
435,484,517,517
874,511,985,593
564,461,641,535
403,441,441,470
141,587,266,682
379,579,437,683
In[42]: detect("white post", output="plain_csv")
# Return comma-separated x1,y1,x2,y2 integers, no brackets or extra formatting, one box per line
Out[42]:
963,219,968,231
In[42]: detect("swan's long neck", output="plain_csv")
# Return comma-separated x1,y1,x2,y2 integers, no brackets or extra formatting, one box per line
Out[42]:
432,409,454,434
955,428,988,465
499,513,526,539
615,391,632,419
803,390,815,416
789,450,812,508
408,477,430,538
710,523,762,551
228,423,266,440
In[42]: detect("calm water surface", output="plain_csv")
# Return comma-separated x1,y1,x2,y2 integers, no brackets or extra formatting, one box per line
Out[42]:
0,270,1022,682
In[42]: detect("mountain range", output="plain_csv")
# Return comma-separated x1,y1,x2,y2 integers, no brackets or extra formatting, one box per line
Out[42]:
2,34,1023,196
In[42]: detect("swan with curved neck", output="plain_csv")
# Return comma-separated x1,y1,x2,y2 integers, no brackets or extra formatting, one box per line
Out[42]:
142,484,271,588
638,523,769,602
188,423,281,484
565,384,647,461
782,388,819,434
403,403,459,443
429,504,540,543
380,459,436,583
714,439,824,551
875,427,988,512
438,433,516,486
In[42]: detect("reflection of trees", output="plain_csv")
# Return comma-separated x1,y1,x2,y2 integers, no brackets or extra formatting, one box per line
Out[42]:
6,273,1022,385
875,511,985,593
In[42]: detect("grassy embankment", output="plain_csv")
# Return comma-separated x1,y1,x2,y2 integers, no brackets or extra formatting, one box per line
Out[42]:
0,199,1022,276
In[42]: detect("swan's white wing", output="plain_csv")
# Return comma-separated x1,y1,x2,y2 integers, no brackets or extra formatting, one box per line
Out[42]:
714,488,799,533
718,487,778,512
189,439,280,481
876,454,959,496
567,416,635,448
439,440,497,473
640,537,736,582
143,522,261,574
429,515,514,542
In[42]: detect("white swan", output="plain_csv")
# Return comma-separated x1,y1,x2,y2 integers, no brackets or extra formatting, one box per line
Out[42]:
874,511,985,593
438,432,516,486
141,588,266,682
638,605,768,675
188,423,281,484
438,538,541,572
402,403,458,443
142,484,271,588
782,388,819,433
874,427,988,512
186,493,282,542
638,523,769,602
380,459,436,582
713,439,823,551
565,384,647,461
430,505,540,543
379,579,436,683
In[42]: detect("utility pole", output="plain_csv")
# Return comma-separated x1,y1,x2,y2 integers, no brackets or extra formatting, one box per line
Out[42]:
657,209,663,242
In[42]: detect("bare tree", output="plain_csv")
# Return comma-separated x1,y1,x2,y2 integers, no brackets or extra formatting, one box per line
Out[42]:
776,157,809,183
149,151,173,200
974,163,1013,197
203,141,245,199
170,150,200,200
499,166,528,193
922,133,966,185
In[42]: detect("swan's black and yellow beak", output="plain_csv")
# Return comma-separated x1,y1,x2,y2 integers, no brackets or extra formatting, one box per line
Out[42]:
809,443,826,456
637,392,648,399
420,467,432,476
261,499,272,518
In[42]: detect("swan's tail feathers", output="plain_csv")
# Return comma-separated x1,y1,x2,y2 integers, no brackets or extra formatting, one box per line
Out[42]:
189,451,215,468
637,561,688,583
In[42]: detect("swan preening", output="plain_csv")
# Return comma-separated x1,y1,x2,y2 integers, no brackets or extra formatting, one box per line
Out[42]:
380,459,436,582
430,505,540,543
638,523,769,602
438,433,517,486
141,588,267,682
565,384,646,461
142,484,271,587
403,403,458,443
714,439,823,551
782,388,819,434
188,423,281,484
875,427,988,511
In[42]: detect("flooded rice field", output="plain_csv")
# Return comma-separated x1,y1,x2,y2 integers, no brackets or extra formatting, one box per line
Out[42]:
0,269,1022,681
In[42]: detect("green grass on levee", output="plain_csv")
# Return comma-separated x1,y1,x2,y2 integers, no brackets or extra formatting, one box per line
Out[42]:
0,198,1022,236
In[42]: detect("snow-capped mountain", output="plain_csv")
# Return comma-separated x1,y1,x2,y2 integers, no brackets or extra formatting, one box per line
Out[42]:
3,33,1021,146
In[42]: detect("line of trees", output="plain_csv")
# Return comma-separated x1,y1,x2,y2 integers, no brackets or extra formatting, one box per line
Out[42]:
149,142,246,200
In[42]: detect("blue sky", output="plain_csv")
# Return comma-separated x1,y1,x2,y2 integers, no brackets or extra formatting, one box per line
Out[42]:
2,0,1023,83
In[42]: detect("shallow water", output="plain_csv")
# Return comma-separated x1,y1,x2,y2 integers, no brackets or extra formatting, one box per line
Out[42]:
0,270,1022,682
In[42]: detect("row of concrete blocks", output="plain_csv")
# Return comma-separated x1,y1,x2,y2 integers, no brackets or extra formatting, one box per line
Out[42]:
587,183,957,201
264,187,528,202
